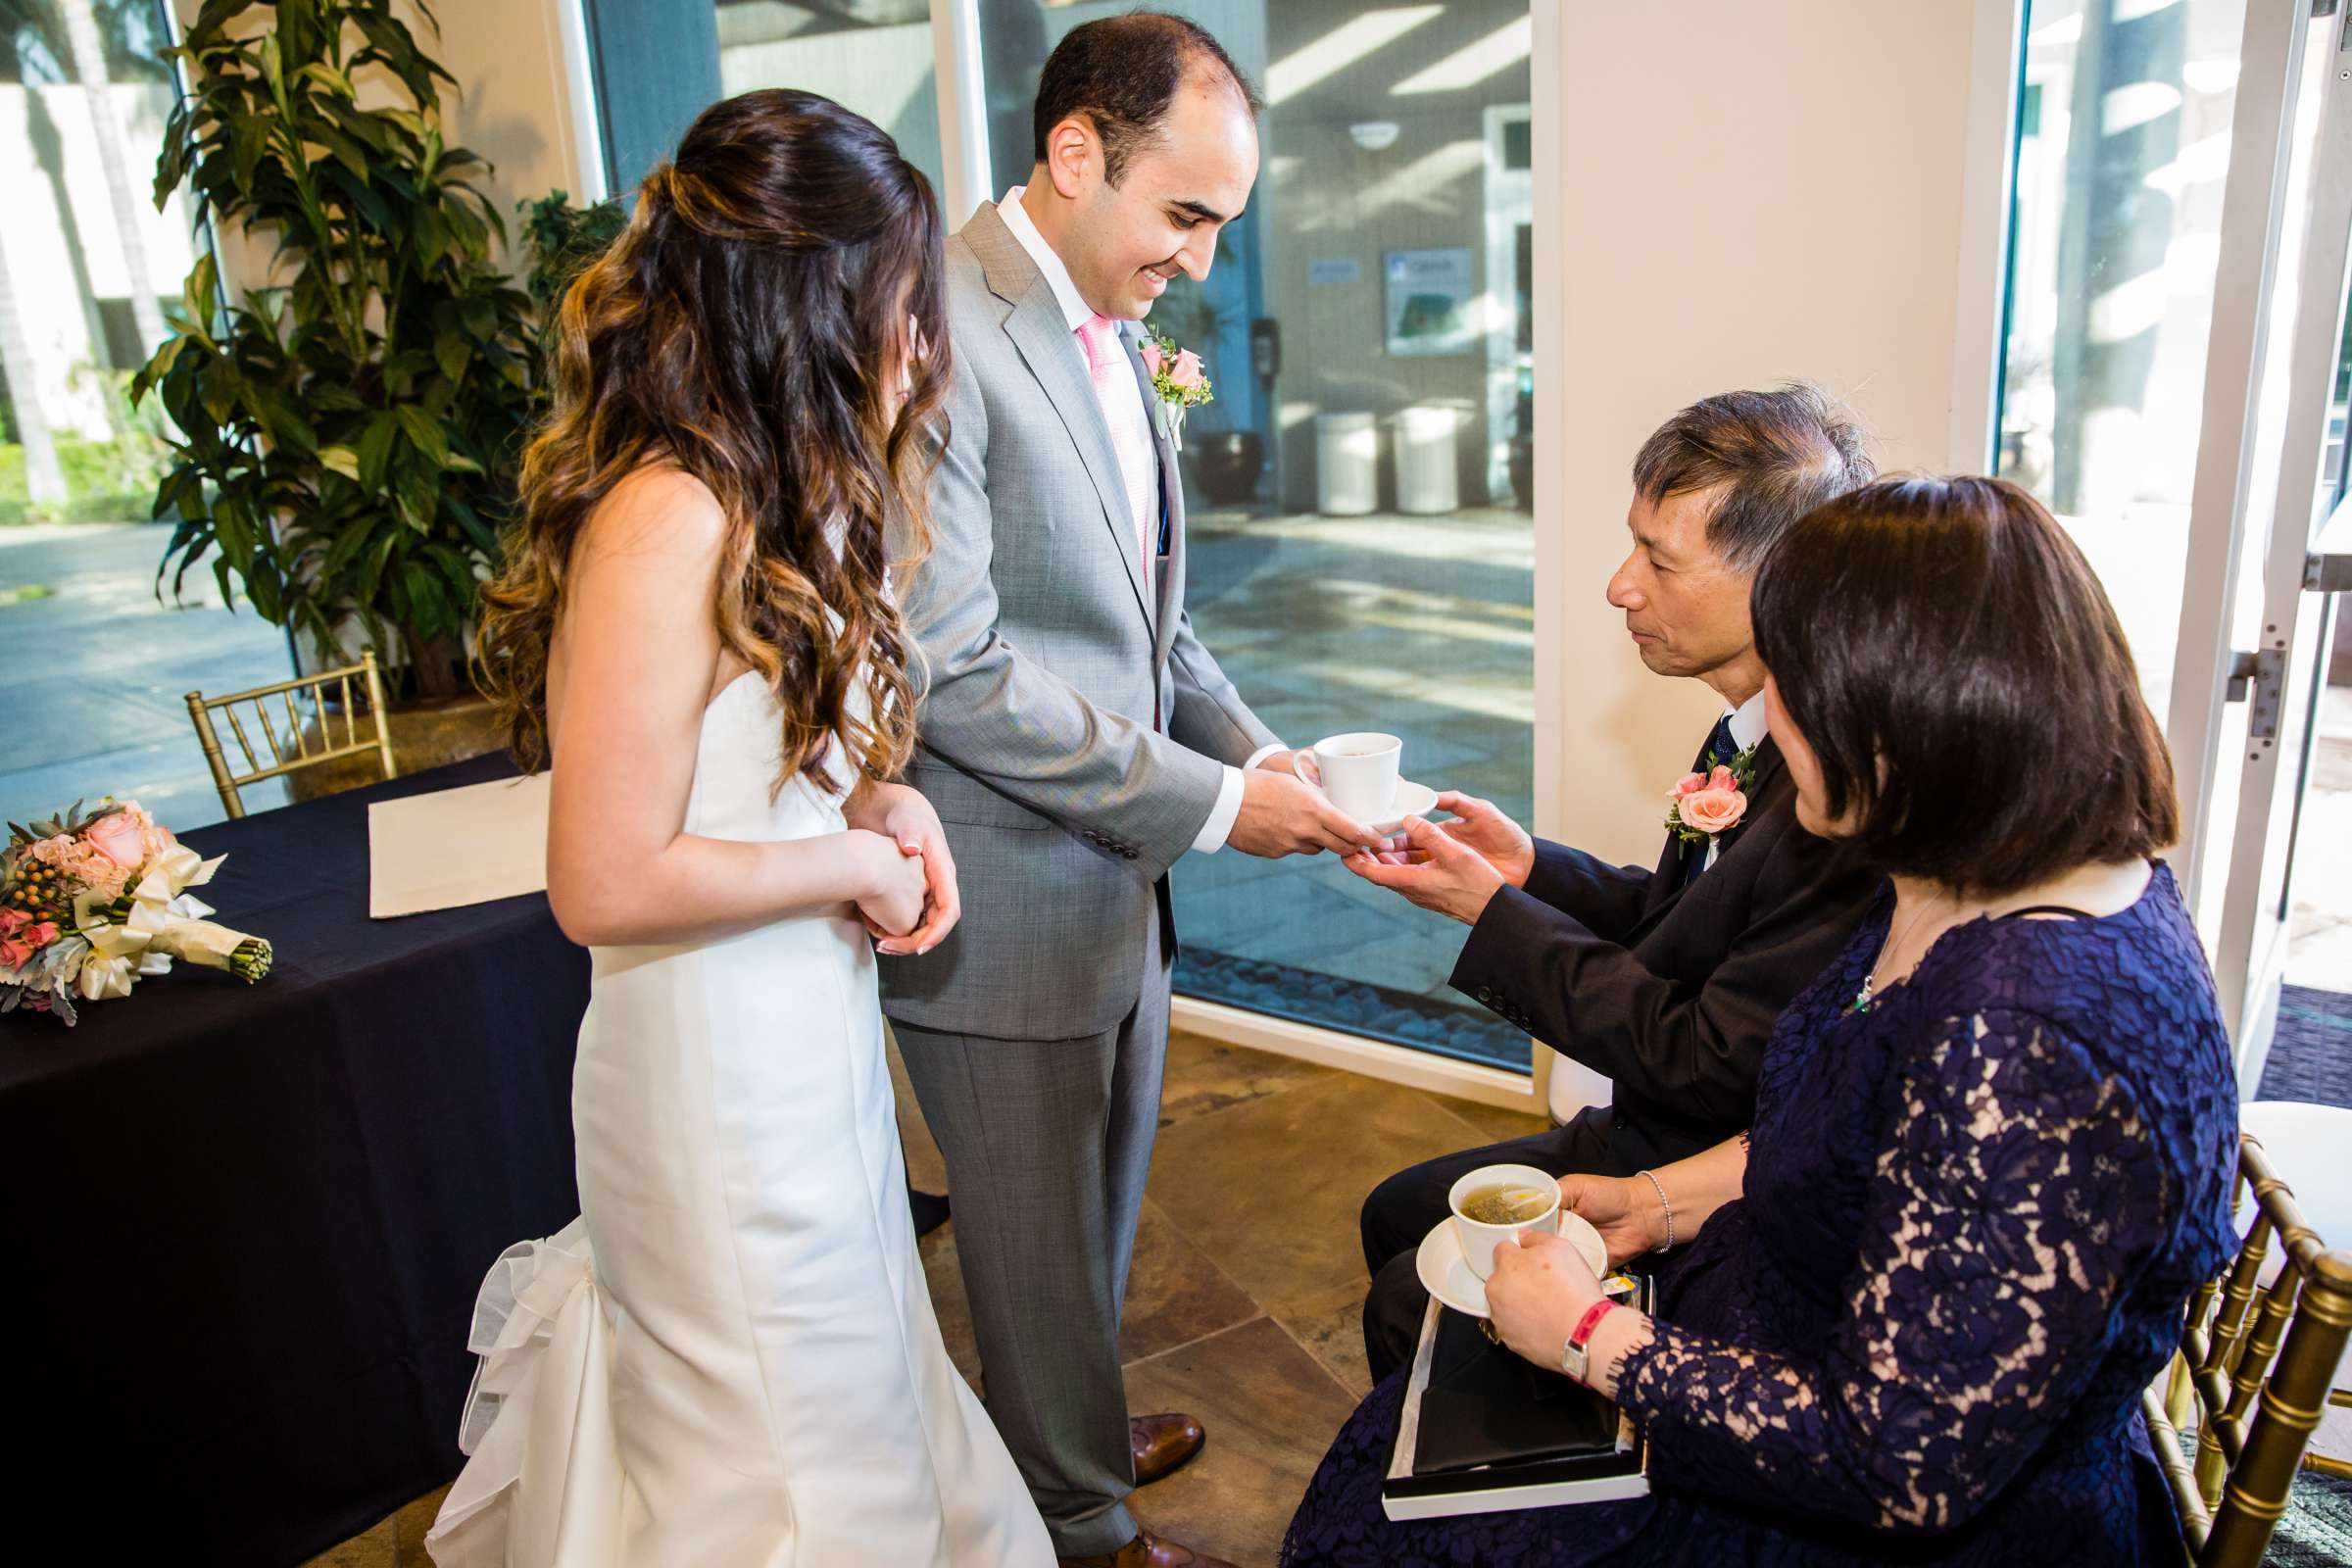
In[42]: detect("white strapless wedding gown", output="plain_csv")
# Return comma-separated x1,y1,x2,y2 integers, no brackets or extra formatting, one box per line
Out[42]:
427,671,1051,1567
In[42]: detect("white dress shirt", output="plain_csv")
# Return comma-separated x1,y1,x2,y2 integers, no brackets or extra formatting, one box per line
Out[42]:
997,188,1284,854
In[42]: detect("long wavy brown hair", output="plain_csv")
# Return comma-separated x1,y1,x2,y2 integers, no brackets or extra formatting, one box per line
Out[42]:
478,89,949,793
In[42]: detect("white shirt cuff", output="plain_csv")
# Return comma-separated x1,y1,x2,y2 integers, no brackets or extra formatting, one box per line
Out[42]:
1190,745,1290,855
1191,765,1248,855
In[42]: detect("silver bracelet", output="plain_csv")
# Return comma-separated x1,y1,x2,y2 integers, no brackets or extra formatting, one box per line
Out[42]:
1638,1168,1675,1252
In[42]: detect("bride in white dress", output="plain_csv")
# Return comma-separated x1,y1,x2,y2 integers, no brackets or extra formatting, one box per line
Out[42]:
427,91,1051,1568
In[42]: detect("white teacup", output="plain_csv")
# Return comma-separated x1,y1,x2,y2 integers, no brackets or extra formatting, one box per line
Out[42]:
1447,1163,1562,1281
1297,731,1401,823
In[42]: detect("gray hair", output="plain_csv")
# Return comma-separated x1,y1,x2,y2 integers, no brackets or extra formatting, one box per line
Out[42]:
1631,382,1875,571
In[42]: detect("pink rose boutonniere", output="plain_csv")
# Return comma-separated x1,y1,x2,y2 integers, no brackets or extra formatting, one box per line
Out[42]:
1664,742,1760,854
1141,323,1212,449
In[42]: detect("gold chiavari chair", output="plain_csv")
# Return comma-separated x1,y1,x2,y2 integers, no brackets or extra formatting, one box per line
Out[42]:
184,649,399,819
2142,1131,2352,1566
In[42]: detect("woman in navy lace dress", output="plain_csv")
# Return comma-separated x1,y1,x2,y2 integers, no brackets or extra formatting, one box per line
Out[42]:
1283,475,2238,1567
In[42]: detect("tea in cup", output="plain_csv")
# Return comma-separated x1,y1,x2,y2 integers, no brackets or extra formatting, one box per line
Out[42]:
1447,1162,1562,1280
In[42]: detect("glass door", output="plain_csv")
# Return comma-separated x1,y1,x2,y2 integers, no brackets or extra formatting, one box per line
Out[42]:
2167,0,2352,1085
1996,0,2253,724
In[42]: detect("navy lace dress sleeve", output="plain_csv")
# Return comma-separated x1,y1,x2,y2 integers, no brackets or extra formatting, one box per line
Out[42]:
1614,1004,2169,1535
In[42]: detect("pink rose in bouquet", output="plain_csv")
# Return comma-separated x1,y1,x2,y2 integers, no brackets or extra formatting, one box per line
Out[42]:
1139,339,1164,376
1,907,33,968
0,908,58,969
30,831,132,900
1170,349,1205,391
1679,785,1747,836
85,808,150,869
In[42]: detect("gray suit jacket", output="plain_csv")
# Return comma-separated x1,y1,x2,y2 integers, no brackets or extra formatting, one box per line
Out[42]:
880,202,1278,1040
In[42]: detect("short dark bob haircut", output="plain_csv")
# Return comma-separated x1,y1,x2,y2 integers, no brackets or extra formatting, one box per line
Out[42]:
1750,474,2179,895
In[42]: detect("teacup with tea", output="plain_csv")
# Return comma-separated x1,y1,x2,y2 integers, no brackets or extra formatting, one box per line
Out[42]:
1446,1161,1563,1280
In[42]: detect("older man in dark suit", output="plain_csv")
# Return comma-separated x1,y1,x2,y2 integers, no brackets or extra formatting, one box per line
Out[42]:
1345,383,1884,1381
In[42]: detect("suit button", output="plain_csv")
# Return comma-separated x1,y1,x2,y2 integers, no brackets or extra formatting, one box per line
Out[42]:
1123,849,1138,859
1477,986,1494,1003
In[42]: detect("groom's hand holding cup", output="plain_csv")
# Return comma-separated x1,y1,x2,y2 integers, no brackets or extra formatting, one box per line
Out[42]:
1228,763,1377,858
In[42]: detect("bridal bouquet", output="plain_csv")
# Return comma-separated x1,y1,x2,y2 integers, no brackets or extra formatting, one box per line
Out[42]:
0,799,272,1026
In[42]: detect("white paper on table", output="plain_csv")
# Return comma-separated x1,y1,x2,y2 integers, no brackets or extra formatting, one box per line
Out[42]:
368,770,552,918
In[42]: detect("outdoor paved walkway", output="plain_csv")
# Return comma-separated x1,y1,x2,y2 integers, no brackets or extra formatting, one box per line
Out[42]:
0,522,293,832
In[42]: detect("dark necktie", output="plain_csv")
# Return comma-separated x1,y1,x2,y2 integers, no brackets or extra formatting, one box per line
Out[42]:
1676,713,1742,889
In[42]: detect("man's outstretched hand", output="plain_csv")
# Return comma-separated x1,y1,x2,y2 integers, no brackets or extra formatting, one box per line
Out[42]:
1344,812,1507,924
1415,792,1534,889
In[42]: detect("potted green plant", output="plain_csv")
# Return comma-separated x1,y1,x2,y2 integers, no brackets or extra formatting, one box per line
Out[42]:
135,0,536,712
516,188,626,326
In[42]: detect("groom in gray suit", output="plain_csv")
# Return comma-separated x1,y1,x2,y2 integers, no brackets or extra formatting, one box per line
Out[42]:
883,16,1365,1568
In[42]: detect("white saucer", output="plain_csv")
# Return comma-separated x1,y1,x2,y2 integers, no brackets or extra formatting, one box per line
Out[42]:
1364,778,1440,835
1415,1211,1609,1318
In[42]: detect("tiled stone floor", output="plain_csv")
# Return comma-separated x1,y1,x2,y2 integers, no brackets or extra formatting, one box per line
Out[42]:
304,1029,1545,1568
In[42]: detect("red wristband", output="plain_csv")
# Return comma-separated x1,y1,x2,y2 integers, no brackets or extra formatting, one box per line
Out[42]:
1569,1298,1617,1350
1560,1298,1617,1383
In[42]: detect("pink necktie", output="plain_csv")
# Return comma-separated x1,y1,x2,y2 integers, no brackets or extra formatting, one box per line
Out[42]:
1076,313,1158,596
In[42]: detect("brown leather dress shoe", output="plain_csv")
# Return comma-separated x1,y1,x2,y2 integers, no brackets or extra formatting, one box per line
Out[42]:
1056,1526,1239,1568
1131,1411,1206,1486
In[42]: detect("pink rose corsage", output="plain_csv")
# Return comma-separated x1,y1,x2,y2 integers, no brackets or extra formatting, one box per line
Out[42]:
1664,744,1759,851
1141,322,1212,449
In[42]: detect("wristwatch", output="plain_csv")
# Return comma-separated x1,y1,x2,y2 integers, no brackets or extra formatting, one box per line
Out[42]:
1560,1298,1618,1384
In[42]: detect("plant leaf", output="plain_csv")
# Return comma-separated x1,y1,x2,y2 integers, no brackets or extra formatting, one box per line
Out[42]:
357,411,401,491
395,405,452,466
433,330,471,384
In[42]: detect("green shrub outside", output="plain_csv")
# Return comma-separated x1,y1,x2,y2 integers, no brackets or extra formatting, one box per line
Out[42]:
0,433,173,524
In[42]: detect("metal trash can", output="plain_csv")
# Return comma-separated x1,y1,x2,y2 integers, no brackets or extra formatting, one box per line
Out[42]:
1315,411,1378,516
1394,404,1458,515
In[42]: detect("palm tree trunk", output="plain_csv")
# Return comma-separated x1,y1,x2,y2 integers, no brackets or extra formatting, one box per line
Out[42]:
0,241,67,507
62,0,168,355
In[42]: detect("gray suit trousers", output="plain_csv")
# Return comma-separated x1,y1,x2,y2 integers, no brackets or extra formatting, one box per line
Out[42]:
890,894,1170,1558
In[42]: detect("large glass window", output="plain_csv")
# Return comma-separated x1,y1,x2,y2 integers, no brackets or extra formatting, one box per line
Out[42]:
1997,0,2248,720
0,1,290,831
714,1,947,196
977,1,1539,1070
586,3,947,198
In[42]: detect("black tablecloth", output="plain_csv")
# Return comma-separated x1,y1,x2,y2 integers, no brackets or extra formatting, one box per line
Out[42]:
1,755,587,1565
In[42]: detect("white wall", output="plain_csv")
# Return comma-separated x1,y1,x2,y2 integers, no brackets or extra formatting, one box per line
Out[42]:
1536,0,2015,868
433,0,601,251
